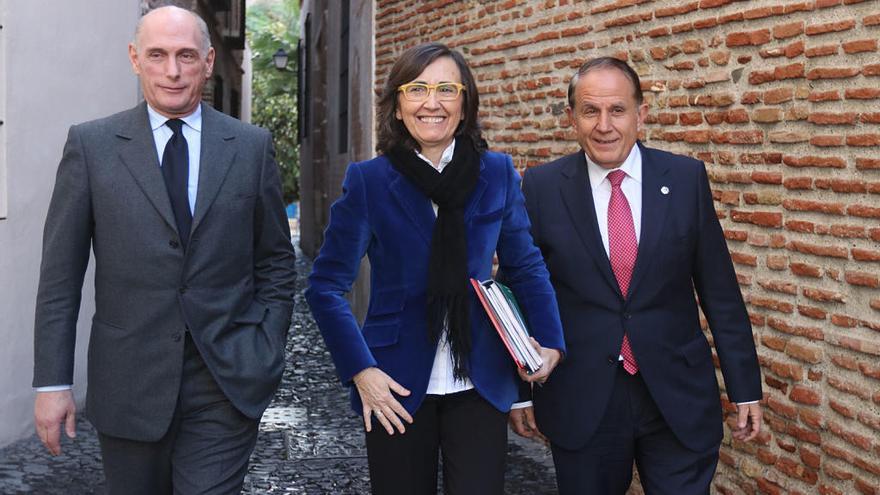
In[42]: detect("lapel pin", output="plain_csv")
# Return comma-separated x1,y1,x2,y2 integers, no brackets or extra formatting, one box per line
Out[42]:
660,186,670,195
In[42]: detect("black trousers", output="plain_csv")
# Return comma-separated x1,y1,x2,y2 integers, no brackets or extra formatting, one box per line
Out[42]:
365,389,508,495
97,333,259,495
551,365,719,495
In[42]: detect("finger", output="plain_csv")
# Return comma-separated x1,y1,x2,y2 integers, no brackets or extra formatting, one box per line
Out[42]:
45,424,61,456
385,377,411,397
362,407,372,433
388,400,414,424
65,410,77,439
517,368,531,382
524,408,537,431
529,337,542,351
375,411,395,435
736,406,749,429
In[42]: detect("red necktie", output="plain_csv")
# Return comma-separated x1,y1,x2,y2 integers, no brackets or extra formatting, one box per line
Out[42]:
607,169,639,375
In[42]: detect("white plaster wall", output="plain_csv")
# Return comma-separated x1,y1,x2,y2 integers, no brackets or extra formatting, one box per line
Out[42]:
0,0,140,447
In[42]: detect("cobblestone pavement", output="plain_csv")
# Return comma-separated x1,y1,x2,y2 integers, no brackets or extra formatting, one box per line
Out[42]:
0,242,557,494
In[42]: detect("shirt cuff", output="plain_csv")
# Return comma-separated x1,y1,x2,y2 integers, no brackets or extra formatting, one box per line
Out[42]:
35,385,72,392
736,400,759,405
511,400,533,410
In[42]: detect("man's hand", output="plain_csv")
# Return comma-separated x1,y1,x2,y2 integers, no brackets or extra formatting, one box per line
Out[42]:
34,390,77,456
518,337,562,384
353,367,413,435
509,406,547,443
732,402,762,442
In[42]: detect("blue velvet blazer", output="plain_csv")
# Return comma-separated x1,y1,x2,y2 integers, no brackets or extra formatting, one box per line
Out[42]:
306,150,565,416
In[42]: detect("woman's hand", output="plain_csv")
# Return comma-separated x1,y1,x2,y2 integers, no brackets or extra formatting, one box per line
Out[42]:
518,337,562,384
353,367,413,434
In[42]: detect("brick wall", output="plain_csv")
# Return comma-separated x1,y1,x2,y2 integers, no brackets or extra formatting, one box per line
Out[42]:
374,0,880,493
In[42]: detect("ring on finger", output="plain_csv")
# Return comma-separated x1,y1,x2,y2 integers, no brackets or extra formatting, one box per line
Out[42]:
374,410,384,417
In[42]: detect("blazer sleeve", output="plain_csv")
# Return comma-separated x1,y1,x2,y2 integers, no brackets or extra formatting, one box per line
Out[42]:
252,131,297,338
33,125,94,387
692,162,762,403
494,155,566,354
305,162,377,384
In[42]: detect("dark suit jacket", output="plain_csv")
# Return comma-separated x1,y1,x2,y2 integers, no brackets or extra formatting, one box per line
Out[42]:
306,151,565,415
33,102,296,442
522,143,761,452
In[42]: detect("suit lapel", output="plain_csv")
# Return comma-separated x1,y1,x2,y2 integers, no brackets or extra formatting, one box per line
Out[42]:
628,143,671,299
387,164,435,246
116,103,178,232
191,105,237,233
559,153,620,296
463,156,488,221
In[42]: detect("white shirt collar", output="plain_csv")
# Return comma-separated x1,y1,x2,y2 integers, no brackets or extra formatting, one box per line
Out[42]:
585,143,642,190
415,139,456,172
147,103,203,133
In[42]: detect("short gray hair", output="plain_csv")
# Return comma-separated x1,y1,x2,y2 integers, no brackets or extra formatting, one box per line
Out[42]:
133,5,212,56
567,57,643,109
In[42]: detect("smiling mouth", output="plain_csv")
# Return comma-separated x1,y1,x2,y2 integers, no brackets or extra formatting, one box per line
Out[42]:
418,116,446,123
593,137,619,144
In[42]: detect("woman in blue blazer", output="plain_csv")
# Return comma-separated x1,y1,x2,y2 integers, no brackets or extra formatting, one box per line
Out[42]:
306,43,565,494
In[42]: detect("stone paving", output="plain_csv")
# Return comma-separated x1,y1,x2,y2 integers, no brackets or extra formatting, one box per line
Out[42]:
0,242,557,494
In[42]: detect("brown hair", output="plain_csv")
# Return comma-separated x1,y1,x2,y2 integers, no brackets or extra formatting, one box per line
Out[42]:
567,57,644,108
376,42,485,154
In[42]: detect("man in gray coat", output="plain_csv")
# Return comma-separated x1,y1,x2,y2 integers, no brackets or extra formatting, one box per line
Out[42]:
32,6,296,493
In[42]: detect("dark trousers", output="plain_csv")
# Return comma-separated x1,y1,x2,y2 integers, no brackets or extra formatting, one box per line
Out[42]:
551,365,719,495
365,389,507,495
98,333,259,495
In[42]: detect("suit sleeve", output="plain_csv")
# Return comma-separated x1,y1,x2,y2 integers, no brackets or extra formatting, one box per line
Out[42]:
692,162,762,403
495,156,566,355
252,131,297,340
305,163,376,384
33,125,94,387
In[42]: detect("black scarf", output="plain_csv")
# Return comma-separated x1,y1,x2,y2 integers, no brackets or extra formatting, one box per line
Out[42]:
386,137,481,380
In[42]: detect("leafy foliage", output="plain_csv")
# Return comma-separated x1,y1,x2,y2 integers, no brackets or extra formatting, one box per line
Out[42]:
247,0,299,202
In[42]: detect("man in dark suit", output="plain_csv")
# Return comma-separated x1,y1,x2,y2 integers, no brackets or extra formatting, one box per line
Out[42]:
508,57,763,493
32,6,295,494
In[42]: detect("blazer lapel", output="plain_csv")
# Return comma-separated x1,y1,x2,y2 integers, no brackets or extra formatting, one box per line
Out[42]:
387,164,435,246
463,157,488,221
559,153,620,296
116,103,178,232
191,105,237,233
628,143,671,299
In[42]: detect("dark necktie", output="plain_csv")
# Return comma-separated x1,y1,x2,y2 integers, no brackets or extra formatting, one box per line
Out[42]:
161,119,192,248
607,169,639,375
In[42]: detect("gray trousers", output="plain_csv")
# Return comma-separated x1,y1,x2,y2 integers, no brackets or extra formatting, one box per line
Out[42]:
97,333,259,495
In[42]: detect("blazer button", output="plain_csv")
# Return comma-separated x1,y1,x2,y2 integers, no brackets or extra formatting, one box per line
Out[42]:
172,332,182,342
607,355,617,364
169,240,180,249
178,286,188,294
623,313,632,320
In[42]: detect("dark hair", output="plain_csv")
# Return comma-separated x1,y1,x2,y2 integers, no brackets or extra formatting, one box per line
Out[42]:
567,57,644,108
376,43,485,154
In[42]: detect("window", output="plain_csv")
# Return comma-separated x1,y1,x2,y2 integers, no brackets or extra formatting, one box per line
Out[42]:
337,0,350,154
298,15,311,142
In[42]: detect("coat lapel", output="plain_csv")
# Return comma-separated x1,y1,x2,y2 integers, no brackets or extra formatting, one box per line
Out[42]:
191,105,237,233
463,156,488,221
116,102,177,232
387,164,435,246
558,153,620,296
628,143,671,299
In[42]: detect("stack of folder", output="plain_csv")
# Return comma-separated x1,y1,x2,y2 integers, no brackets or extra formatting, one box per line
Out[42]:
470,278,544,375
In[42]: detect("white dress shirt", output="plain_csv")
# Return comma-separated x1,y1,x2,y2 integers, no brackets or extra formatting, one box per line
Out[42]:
414,139,475,396
36,105,203,393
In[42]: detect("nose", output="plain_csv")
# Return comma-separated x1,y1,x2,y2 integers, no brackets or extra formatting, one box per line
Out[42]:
595,110,612,132
164,57,181,79
422,90,441,109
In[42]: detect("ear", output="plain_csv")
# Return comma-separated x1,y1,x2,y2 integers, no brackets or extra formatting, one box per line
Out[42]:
565,106,575,128
395,109,401,120
636,103,648,130
205,47,216,78
128,43,141,75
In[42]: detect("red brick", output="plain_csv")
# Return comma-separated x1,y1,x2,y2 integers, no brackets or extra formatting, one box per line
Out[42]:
784,177,813,190
783,155,846,168
815,178,867,193
811,135,844,146
785,340,822,363
808,67,861,80
853,248,880,262
845,271,880,288
845,87,880,99
843,39,878,53
831,224,867,238
848,204,880,218
798,305,827,319
866,13,880,26
752,108,782,123
655,2,699,17
808,112,858,125
775,455,819,485
806,19,856,35
847,134,880,146
790,385,822,405
782,199,846,215
726,29,772,47
773,21,804,39
805,44,839,57
802,287,845,303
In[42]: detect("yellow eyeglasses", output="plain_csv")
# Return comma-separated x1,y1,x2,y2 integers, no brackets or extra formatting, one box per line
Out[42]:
398,82,466,102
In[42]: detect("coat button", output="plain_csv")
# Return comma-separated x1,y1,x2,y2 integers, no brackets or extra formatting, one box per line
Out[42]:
623,313,632,320
172,332,181,342
169,240,180,249
607,355,617,364
178,286,188,294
